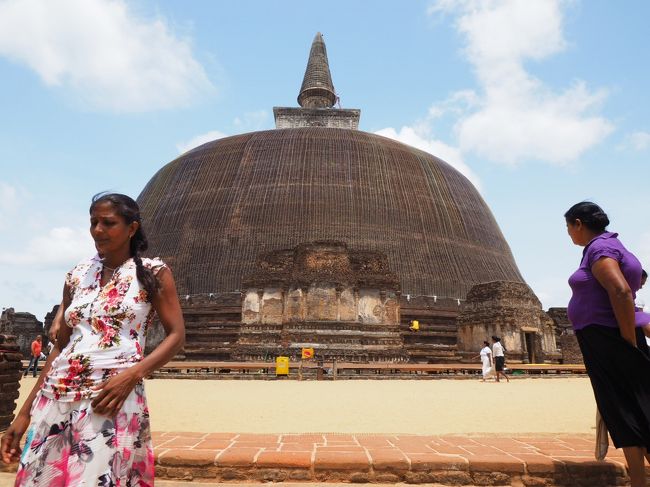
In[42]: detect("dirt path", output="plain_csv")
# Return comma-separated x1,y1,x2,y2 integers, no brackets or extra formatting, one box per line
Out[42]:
15,377,597,435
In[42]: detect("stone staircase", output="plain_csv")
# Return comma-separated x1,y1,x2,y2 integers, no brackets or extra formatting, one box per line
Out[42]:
233,321,408,362
400,300,462,363
181,305,241,361
178,294,466,364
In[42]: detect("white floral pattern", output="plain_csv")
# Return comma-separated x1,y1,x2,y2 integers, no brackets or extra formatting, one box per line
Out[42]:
41,254,165,402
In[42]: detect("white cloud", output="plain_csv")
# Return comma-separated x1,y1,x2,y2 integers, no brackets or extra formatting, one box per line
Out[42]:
375,126,481,190
176,130,228,154
0,181,19,214
0,181,27,230
429,0,613,165
621,131,650,152
0,226,94,269
635,231,650,272
176,110,271,154
233,110,270,131
0,0,214,112
634,231,650,311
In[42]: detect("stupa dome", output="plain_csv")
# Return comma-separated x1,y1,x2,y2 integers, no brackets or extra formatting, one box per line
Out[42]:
137,32,523,300
138,127,523,299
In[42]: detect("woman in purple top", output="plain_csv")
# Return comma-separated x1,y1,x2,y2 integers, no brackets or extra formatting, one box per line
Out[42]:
566,201,650,486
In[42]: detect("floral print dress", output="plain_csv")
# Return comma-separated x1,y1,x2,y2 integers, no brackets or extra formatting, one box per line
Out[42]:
15,255,165,487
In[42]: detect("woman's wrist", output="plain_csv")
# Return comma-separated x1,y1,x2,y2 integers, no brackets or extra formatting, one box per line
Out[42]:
128,363,147,381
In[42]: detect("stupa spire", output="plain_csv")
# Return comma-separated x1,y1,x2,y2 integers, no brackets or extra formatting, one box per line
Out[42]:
298,32,337,108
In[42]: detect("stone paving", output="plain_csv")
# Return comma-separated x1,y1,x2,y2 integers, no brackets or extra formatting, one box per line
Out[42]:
1,431,643,485
151,432,637,486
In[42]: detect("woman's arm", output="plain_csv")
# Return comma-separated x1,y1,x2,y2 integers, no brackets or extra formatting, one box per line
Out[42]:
91,267,185,415
48,304,64,343
1,291,71,463
592,257,637,346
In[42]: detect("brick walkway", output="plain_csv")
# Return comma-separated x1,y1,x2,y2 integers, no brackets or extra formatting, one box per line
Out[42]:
152,432,636,486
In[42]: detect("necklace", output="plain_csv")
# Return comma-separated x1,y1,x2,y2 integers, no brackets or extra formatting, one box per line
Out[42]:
101,259,126,279
102,264,118,280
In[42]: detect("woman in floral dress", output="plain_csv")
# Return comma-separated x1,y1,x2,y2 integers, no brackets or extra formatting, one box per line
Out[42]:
1,193,185,486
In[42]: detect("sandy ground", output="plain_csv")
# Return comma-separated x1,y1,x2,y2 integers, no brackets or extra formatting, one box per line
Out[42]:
14,376,597,435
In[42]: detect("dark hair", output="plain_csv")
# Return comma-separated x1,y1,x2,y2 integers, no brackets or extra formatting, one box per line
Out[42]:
90,193,159,298
491,336,500,342
564,201,609,233
643,269,648,279
483,340,490,347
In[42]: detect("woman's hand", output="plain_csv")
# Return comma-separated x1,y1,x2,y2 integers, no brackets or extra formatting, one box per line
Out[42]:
1,412,31,464
91,368,141,416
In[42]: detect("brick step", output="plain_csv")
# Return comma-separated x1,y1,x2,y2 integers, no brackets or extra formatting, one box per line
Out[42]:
408,350,459,358
405,342,458,350
403,340,458,348
240,323,401,333
399,328,458,338
183,307,241,315
131,431,632,485
183,343,237,350
236,343,406,353
185,328,239,338
400,324,457,331
183,321,241,329
237,337,403,346
239,329,401,338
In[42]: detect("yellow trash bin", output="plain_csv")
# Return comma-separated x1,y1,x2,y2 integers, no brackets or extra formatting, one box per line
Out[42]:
276,356,289,376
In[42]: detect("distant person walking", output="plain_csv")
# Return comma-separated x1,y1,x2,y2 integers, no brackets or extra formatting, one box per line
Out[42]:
23,335,42,378
565,201,650,487
491,336,509,383
474,340,493,381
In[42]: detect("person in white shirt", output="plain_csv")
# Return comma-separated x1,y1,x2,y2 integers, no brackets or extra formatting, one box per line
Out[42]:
491,336,509,383
473,340,494,381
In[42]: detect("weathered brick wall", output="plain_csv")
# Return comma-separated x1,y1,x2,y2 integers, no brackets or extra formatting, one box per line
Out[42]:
273,107,360,129
0,308,44,358
559,333,584,364
0,334,23,431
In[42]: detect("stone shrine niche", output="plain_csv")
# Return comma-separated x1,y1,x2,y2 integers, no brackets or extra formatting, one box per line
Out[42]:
456,281,561,364
237,241,405,362
241,241,401,326
0,308,44,358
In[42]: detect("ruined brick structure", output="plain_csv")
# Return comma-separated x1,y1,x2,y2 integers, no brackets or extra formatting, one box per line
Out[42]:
43,304,60,348
138,33,523,307
0,308,43,359
547,307,583,364
0,334,23,431
236,241,405,361
129,33,568,364
457,282,560,363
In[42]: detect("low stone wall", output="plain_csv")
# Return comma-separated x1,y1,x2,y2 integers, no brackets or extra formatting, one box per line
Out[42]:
0,334,23,431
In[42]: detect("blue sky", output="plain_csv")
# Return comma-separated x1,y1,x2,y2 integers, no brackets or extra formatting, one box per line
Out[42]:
0,0,649,320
